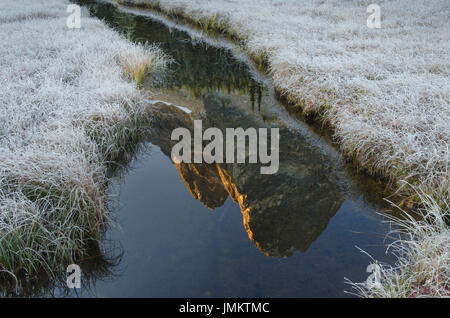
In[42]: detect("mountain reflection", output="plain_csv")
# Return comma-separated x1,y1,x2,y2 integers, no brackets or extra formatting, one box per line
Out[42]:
147,95,345,257
85,1,344,258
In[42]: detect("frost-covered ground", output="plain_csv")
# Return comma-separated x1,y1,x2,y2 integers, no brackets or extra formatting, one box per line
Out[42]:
0,0,166,277
118,0,450,297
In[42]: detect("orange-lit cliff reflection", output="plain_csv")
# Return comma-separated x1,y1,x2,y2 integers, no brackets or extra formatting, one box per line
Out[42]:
147,100,344,257
172,160,342,257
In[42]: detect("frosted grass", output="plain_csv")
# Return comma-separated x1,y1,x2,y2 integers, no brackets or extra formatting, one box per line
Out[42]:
0,0,167,278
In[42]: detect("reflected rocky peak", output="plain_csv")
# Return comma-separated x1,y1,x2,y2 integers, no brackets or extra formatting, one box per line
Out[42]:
175,163,228,209
147,96,345,257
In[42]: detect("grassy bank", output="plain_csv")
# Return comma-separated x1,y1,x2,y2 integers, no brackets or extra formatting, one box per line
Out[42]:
116,0,450,297
0,0,167,278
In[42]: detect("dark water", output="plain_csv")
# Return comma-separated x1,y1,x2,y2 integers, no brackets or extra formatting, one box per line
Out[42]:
2,1,396,297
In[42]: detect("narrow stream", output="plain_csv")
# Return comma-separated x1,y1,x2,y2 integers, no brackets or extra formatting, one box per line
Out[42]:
14,1,396,297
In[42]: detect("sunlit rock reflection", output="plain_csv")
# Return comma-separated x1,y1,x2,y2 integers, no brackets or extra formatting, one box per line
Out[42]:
175,163,228,209
147,96,345,257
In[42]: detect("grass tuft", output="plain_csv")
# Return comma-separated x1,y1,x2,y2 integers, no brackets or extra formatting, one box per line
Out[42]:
346,183,449,297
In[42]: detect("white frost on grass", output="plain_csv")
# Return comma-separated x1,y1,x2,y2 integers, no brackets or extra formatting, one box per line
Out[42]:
0,0,65,23
0,0,167,276
346,185,449,298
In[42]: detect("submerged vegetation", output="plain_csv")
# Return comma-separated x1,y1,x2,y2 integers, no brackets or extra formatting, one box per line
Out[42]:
0,0,167,280
115,0,450,297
